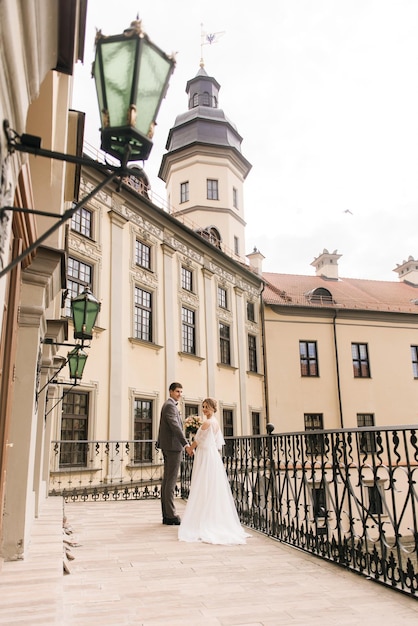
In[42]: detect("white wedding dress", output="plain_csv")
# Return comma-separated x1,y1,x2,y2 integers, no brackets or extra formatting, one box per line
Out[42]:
178,417,250,545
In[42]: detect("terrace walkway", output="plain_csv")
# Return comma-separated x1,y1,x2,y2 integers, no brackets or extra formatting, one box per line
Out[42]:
0,497,417,625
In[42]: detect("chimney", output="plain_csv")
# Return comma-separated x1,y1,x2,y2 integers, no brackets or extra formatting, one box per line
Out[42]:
311,249,341,279
393,256,418,285
247,247,265,277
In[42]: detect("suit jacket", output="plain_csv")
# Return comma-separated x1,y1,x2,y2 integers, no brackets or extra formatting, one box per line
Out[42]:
157,397,188,452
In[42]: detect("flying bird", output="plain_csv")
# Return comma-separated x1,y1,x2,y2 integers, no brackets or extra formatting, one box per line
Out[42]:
343,209,353,215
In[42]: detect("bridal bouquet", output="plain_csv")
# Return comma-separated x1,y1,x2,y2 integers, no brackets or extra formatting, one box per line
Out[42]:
184,415,203,435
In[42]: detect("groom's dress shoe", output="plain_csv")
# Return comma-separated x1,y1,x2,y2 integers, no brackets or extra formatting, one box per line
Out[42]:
163,517,181,525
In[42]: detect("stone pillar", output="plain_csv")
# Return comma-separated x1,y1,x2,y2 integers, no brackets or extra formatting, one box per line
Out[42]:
202,267,216,397
2,248,62,560
234,286,248,435
108,210,128,441
162,242,177,385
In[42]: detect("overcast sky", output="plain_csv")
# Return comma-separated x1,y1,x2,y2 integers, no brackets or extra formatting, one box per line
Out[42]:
72,0,418,281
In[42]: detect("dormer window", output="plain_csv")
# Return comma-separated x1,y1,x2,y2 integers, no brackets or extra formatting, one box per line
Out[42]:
196,226,222,250
307,287,333,303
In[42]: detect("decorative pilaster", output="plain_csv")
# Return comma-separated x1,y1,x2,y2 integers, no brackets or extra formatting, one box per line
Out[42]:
108,210,129,441
202,267,216,396
162,241,177,385
234,286,248,434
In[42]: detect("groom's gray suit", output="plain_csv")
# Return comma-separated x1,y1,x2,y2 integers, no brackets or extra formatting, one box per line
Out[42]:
157,395,189,523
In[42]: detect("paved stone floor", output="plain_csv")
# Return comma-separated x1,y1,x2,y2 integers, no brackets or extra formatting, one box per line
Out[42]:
0,497,417,625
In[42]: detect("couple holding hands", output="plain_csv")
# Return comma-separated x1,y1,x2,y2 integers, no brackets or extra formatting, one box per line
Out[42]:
157,382,249,545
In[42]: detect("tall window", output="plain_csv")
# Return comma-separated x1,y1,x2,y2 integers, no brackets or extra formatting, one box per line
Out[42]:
218,286,228,309
312,486,327,518
368,484,383,515
251,411,261,457
233,187,238,208
60,391,89,467
180,181,189,203
185,404,199,421
223,408,234,456
300,341,319,376
207,179,219,200
181,266,193,292
357,413,376,453
66,257,92,316
247,301,255,322
304,413,324,455
182,306,196,354
134,399,152,462
234,236,239,255
411,345,418,378
251,412,261,435
134,287,152,341
223,409,234,437
352,343,370,378
248,334,257,372
71,207,92,238
219,323,231,365
135,240,151,269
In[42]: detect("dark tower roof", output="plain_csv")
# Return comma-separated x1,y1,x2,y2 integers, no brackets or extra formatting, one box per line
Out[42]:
159,66,251,180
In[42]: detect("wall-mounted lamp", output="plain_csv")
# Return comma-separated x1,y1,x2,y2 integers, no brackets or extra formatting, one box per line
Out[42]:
40,287,100,395
93,18,176,162
1,16,175,280
67,347,88,380
71,288,101,341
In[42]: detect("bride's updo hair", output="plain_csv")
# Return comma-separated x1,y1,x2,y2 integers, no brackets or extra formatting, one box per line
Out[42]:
203,397,217,413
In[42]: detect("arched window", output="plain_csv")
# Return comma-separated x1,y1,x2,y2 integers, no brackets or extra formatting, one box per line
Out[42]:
202,91,210,106
192,93,199,107
307,287,333,303
208,226,222,249
195,226,222,250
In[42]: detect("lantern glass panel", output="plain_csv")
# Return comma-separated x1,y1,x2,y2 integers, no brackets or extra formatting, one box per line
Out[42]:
135,40,173,135
94,39,137,128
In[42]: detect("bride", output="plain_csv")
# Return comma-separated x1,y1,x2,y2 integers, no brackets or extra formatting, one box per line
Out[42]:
178,398,250,545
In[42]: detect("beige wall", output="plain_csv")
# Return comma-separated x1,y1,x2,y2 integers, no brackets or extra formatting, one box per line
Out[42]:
264,305,418,432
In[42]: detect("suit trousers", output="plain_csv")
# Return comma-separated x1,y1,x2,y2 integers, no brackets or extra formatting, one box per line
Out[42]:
161,449,182,519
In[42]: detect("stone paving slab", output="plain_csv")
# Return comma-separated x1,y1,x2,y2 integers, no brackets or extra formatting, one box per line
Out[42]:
0,497,417,625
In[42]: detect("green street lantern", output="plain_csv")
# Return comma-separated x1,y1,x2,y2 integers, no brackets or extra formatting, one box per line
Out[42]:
67,347,88,381
92,18,176,162
71,288,101,341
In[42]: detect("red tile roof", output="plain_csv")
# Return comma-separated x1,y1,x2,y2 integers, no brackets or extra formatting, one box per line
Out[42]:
262,272,418,314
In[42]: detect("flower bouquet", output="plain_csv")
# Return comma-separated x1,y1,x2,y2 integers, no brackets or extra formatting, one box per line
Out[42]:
184,415,203,437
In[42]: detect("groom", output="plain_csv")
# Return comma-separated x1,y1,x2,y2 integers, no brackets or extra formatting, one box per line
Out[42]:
157,382,193,525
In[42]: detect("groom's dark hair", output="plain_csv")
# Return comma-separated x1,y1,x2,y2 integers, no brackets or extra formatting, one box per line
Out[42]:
169,382,182,392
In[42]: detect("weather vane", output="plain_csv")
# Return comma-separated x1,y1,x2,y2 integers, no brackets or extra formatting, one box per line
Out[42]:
200,23,225,67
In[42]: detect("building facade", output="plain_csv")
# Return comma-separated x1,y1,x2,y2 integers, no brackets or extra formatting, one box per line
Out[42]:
262,249,418,433
54,164,265,440
47,65,265,494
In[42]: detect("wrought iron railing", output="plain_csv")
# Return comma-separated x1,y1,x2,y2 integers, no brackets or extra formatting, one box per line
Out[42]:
49,440,174,501
185,427,418,597
50,427,418,596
